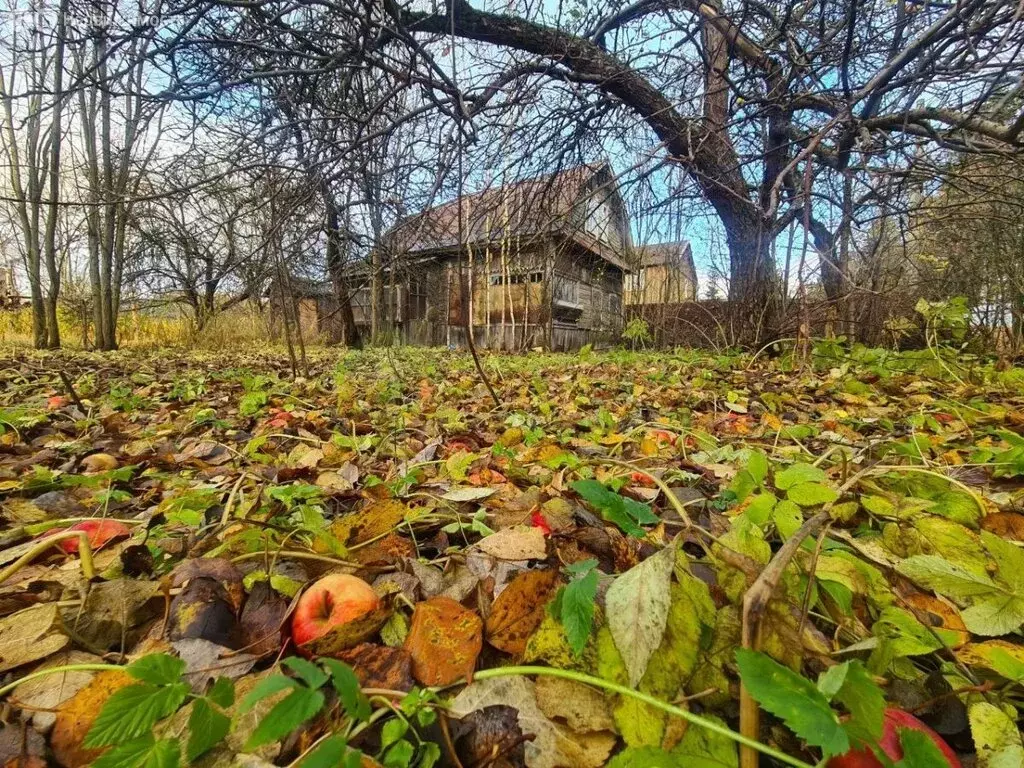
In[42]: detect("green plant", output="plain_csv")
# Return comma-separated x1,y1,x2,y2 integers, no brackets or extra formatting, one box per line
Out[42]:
80,653,443,768
622,317,652,350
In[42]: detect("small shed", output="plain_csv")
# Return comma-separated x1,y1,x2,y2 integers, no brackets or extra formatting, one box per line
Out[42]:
266,275,344,343
624,241,697,305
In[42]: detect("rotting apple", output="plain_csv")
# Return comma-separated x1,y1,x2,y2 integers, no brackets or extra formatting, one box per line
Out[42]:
49,519,132,554
291,573,381,648
827,708,961,768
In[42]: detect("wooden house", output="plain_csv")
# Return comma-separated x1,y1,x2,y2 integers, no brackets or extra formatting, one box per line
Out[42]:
624,241,697,305
361,163,633,351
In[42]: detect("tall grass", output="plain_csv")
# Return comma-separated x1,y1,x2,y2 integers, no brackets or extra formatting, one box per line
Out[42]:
0,301,300,350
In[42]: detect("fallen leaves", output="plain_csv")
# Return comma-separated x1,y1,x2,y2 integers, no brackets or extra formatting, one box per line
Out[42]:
0,604,68,673
4,345,1024,768
405,597,483,685
475,525,548,561
50,670,135,767
486,569,561,655
605,544,675,687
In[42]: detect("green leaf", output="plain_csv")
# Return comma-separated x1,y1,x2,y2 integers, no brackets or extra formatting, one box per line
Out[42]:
187,697,230,762
775,463,826,490
673,713,739,767
283,656,329,689
572,479,657,537
92,737,178,768
744,493,776,525
982,531,1024,593
322,658,371,722
816,663,848,700
237,674,298,715
969,701,1024,768
832,661,885,746
143,739,180,768
554,561,599,656
735,649,848,758
896,729,952,768
90,735,157,768
299,735,361,768
896,556,1002,601
606,544,675,687
787,482,839,507
244,687,325,750
207,677,235,708
127,654,186,686
419,741,442,768
607,746,679,768
381,717,409,748
746,451,769,486
85,682,189,748
773,499,803,539
961,594,1024,636
383,738,415,768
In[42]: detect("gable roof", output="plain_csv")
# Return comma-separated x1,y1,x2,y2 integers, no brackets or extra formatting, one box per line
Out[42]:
382,163,631,270
637,241,696,285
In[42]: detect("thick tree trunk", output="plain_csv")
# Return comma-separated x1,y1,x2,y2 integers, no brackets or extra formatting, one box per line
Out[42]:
325,204,363,349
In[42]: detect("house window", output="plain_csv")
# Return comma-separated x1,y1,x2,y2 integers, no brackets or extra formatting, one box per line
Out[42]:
553,278,579,304
408,279,427,321
490,271,542,286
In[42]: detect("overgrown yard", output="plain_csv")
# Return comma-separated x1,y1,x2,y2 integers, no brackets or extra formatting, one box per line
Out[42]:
2,345,1024,768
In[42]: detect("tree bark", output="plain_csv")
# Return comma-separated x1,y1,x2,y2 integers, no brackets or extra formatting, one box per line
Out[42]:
325,202,363,349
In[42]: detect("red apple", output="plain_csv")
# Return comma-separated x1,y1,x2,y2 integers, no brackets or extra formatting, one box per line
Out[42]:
47,519,132,554
828,708,961,768
291,573,381,647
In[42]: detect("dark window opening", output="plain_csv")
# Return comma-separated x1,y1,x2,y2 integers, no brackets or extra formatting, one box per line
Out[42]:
490,272,543,286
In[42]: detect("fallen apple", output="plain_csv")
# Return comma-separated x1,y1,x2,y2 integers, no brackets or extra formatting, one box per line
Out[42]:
827,708,961,768
291,573,381,648
49,519,132,554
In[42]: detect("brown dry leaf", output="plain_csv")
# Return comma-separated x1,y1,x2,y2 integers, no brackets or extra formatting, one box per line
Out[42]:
331,499,408,547
336,643,414,691
451,675,616,768
475,525,547,561
239,581,288,656
486,569,560,655
980,511,1024,541
299,595,394,656
62,579,162,651
903,593,970,648
171,638,257,690
534,677,616,734
168,577,242,648
453,705,527,768
50,670,134,768
350,533,416,566
171,558,245,611
405,596,483,686
11,651,103,733
0,604,69,673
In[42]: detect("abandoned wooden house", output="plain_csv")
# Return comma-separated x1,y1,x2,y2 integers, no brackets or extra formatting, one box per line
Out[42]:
624,241,697,305
358,162,634,351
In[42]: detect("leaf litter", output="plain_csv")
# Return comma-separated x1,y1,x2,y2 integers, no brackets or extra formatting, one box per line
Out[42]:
0,346,1023,766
